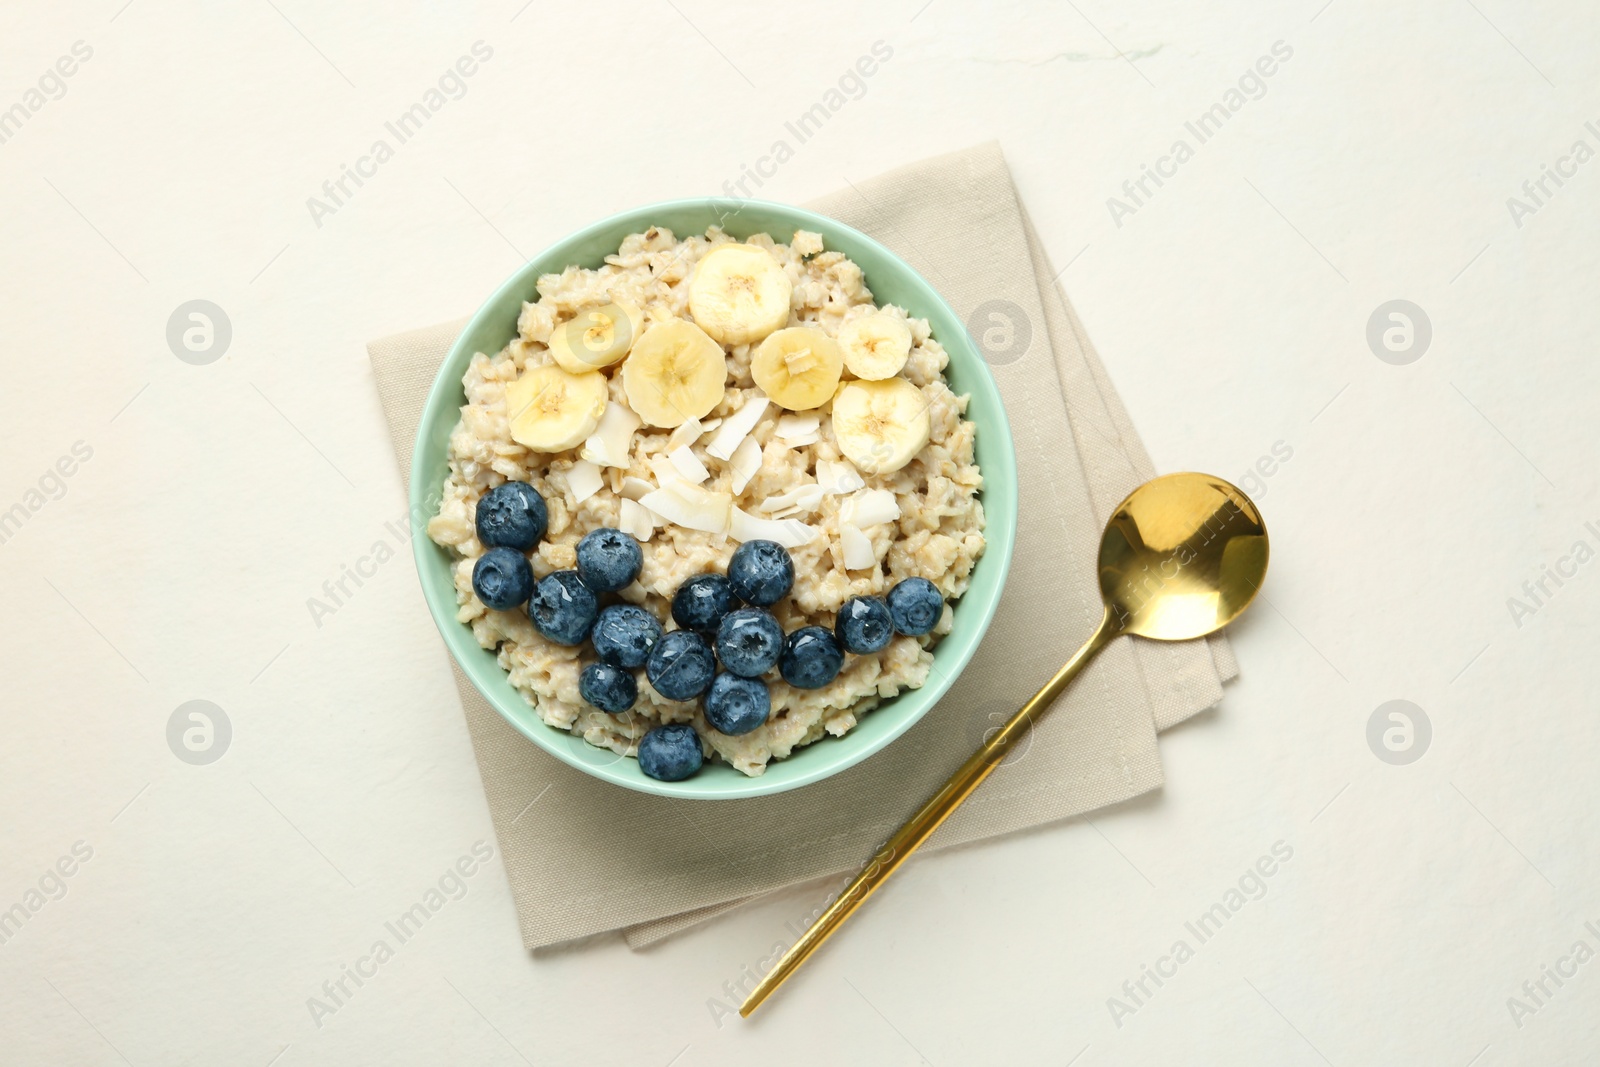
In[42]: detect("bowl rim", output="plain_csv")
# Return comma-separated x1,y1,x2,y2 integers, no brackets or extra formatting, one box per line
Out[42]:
409,197,1017,799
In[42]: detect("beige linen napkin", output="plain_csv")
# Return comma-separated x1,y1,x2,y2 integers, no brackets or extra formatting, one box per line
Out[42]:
369,142,1236,951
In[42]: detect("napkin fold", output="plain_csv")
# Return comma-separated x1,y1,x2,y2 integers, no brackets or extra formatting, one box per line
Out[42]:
368,142,1236,952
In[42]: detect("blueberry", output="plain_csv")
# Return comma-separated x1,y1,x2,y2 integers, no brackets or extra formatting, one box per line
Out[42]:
671,573,738,633
779,626,845,689
529,570,598,645
580,663,637,714
645,630,716,701
590,604,662,669
836,595,894,654
471,547,533,610
715,608,784,677
727,539,794,607
576,527,643,592
704,673,770,736
475,482,547,550
887,577,944,636
637,723,703,781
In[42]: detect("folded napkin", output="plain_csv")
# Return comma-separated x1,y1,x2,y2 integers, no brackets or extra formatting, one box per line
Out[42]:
368,142,1236,951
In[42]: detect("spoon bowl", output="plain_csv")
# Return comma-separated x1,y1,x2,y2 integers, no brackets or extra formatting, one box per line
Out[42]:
1099,473,1269,641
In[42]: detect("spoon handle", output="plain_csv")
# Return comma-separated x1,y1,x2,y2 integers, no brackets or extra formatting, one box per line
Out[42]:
740,606,1120,1018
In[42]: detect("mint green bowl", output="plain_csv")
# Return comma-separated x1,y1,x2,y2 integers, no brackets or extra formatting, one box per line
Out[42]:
410,199,1017,799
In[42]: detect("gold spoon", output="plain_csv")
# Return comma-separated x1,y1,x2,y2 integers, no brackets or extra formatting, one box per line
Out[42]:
741,472,1269,1017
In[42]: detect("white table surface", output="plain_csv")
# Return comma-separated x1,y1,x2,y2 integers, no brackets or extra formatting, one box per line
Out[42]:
4,1,1597,1063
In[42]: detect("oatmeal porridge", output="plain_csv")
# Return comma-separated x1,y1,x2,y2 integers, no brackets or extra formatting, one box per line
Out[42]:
427,225,985,778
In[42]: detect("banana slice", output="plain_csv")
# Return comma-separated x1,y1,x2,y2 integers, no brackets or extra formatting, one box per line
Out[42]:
751,326,843,411
838,311,912,380
621,319,727,428
830,377,931,474
548,301,645,372
505,364,609,453
688,244,793,345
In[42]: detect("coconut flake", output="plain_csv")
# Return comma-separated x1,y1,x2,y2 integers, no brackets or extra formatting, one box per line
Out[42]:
816,458,866,495
668,444,711,485
706,395,770,460
567,459,603,504
775,413,820,441
840,522,875,569
729,507,817,548
757,484,824,515
666,417,704,452
647,454,678,487
581,401,641,468
665,478,726,510
729,437,763,494
839,488,900,527
620,476,655,501
619,498,655,542
777,430,820,448
640,485,731,534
